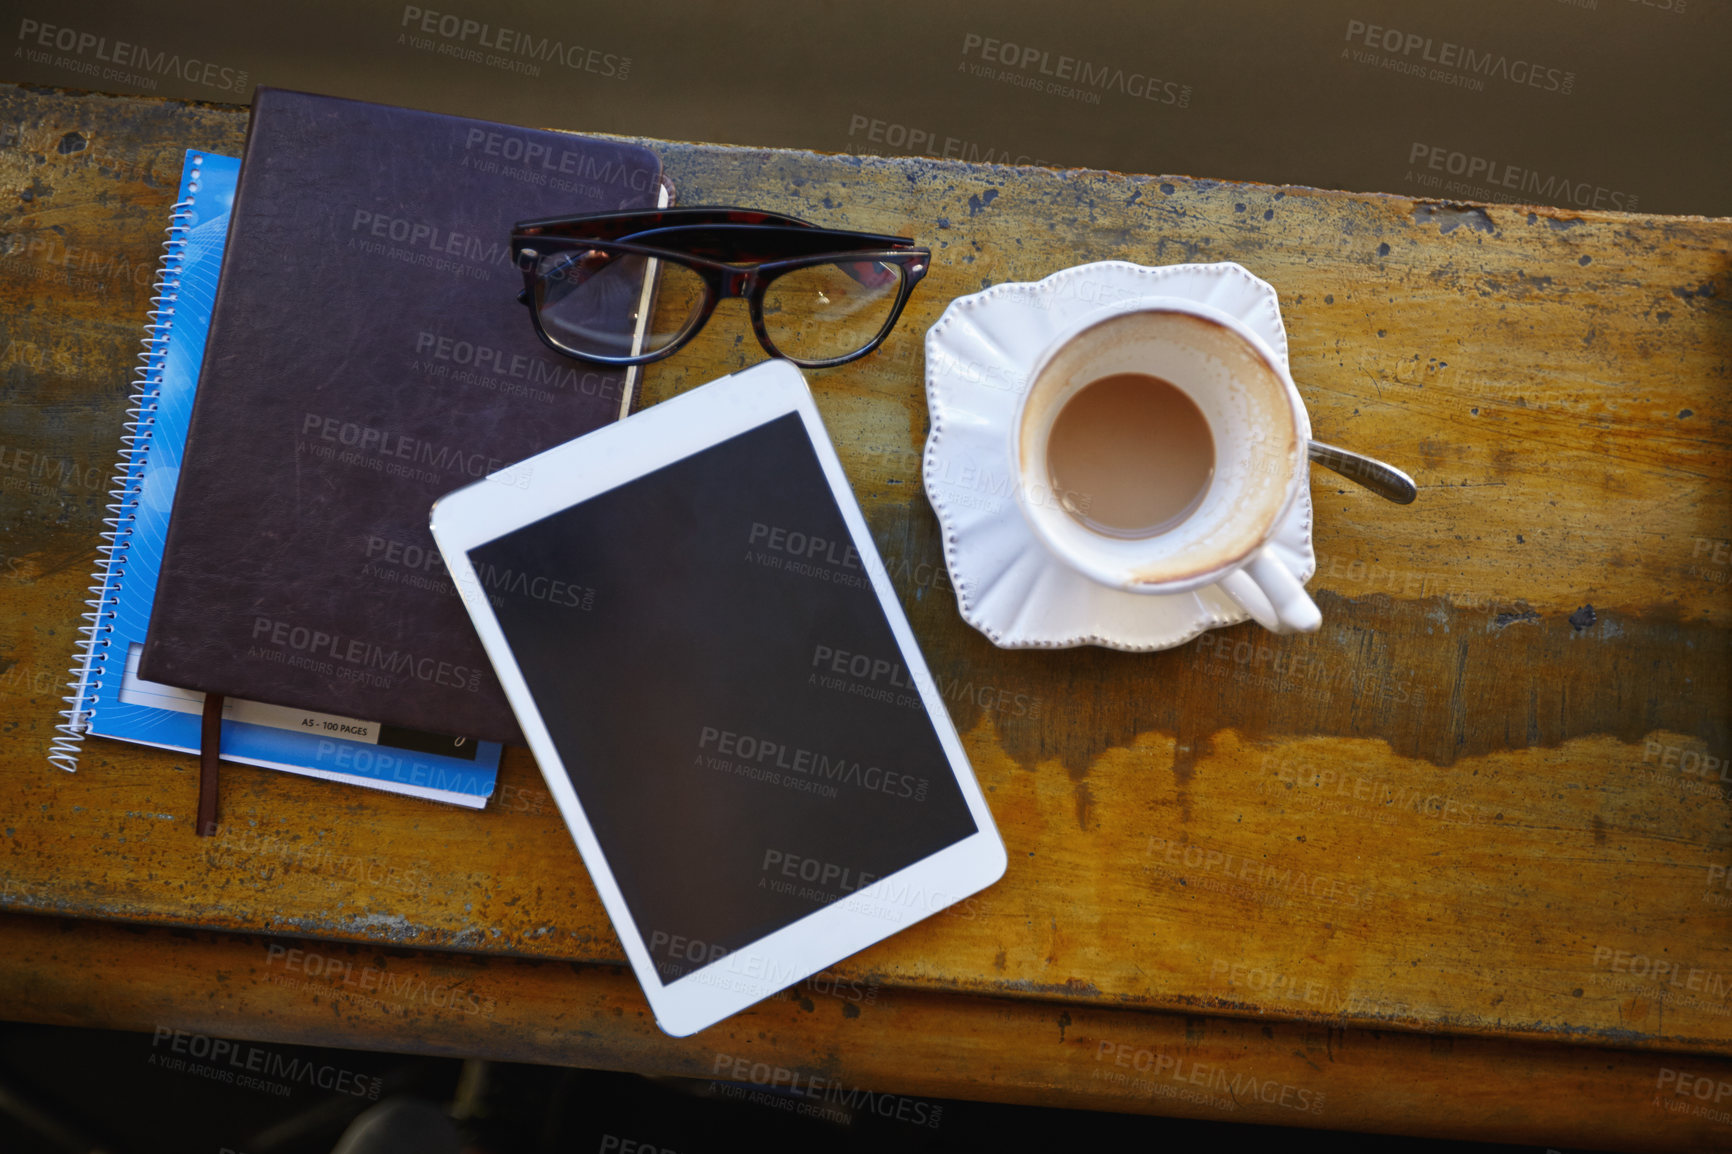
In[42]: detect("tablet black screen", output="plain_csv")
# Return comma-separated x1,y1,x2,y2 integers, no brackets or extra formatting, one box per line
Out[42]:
469,412,979,983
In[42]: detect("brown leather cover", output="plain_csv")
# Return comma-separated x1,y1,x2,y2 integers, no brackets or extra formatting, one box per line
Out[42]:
140,88,665,743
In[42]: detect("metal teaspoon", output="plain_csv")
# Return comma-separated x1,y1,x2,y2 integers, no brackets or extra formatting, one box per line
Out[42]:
1307,440,1417,504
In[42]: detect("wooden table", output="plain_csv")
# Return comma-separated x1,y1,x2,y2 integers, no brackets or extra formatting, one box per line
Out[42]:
3,84,1729,1150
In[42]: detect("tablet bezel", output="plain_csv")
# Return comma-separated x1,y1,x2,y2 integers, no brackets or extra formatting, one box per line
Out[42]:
429,358,1006,1037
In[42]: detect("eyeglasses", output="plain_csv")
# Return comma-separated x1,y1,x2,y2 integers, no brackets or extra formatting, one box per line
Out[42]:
511,207,931,368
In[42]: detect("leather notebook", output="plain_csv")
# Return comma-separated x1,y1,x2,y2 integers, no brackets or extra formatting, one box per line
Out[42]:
141,88,668,744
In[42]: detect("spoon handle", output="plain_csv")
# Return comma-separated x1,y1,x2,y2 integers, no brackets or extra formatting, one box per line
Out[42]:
1307,440,1418,504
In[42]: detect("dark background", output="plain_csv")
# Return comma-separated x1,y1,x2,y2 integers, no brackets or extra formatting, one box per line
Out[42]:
0,1020,1593,1154
2,0,1725,217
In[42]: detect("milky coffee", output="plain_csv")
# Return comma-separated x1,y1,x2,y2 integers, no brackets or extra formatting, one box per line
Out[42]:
1046,372,1215,538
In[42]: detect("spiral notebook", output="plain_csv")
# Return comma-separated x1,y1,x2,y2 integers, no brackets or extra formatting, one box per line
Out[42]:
51,149,501,808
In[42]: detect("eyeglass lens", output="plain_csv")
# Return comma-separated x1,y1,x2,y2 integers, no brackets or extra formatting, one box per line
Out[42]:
758,260,904,363
534,249,709,360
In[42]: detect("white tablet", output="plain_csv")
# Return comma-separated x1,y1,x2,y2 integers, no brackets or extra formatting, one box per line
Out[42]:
428,358,1006,1037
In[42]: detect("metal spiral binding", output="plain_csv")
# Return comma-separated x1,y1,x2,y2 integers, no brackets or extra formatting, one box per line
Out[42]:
49,192,198,772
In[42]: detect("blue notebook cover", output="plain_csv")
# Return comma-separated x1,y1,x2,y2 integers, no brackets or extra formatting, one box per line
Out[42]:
52,150,500,807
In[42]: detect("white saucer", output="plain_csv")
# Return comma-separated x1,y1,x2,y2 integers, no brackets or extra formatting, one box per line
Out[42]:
921,261,1316,650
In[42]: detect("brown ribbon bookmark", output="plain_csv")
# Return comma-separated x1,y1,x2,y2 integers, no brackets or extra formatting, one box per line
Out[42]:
197,692,223,837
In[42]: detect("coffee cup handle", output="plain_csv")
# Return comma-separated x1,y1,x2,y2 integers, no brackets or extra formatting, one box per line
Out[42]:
1218,548,1322,634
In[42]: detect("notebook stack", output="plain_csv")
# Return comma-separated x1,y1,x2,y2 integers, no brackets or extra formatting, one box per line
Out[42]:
55,89,670,807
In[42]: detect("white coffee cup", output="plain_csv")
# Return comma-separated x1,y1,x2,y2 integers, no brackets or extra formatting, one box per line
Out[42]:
1011,299,1321,634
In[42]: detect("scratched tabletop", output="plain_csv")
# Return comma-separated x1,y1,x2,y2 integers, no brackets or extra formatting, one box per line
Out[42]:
1,86,1729,1149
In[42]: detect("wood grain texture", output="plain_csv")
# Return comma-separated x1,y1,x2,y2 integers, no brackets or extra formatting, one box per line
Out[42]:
5,910,1731,1153
1,83,1729,1090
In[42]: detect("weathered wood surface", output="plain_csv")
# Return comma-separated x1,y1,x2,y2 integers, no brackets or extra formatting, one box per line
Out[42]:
6,910,1732,1153
2,82,1729,1087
